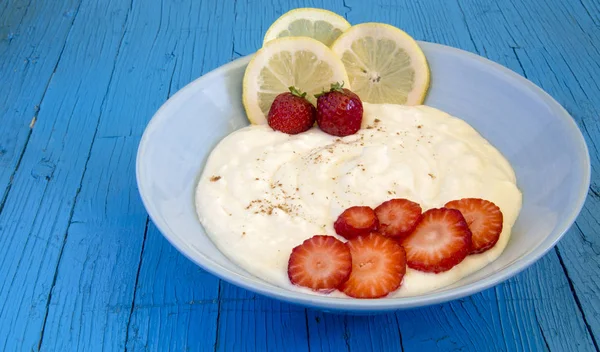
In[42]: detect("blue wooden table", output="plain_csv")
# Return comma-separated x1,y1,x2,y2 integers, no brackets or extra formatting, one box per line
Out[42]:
1,0,599,350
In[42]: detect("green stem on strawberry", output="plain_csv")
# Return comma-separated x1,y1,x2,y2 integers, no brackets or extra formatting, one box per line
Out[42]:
314,81,345,98
288,86,307,99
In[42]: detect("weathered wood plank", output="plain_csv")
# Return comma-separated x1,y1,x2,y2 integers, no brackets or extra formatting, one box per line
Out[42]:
495,255,595,352
0,0,81,212
0,0,597,350
397,289,507,352
37,135,146,351
215,283,309,352
306,311,350,352
0,0,132,349
0,0,31,42
38,0,236,350
392,257,595,352
458,0,600,346
125,225,220,352
124,0,237,349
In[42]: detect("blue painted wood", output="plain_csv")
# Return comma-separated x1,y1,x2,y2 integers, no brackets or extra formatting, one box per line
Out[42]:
124,1,238,349
0,0,599,350
457,0,600,346
0,0,131,349
126,225,220,352
38,135,145,351
215,283,309,352
38,0,236,350
579,0,600,26
306,311,350,351
0,0,81,212
495,255,595,352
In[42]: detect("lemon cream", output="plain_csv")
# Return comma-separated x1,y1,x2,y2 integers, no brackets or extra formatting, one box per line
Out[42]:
196,103,522,297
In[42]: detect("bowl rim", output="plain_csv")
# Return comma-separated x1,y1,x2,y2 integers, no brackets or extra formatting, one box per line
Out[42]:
136,41,591,312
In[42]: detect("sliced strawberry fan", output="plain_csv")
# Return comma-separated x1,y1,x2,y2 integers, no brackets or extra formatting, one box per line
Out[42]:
375,198,422,238
340,232,407,298
288,235,352,291
334,206,379,239
445,198,503,254
287,197,505,298
402,208,472,273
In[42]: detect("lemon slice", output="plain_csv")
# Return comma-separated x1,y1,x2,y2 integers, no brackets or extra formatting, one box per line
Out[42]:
263,8,351,47
331,23,430,105
243,37,349,125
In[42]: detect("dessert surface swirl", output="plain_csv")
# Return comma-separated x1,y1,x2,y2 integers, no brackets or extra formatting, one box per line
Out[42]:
196,103,522,297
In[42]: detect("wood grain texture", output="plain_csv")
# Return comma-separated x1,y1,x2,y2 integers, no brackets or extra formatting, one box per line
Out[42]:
0,0,598,350
39,0,236,350
126,225,220,352
306,311,350,351
0,0,81,213
391,256,596,351
579,0,600,26
0,0,130,349
458,0,600,346
215,282,309,352
124,0,237,350
495,255,595,352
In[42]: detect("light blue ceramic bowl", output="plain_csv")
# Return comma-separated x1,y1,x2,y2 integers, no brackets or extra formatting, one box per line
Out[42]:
136,42,590,312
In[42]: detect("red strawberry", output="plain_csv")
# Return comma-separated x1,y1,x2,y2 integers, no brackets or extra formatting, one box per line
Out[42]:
402,208,472,273
288,235,352,291
315,82,363,137
334,206,379,240
268,86,316,134
445,198,503,254
374,198,422,238
340,233,406,298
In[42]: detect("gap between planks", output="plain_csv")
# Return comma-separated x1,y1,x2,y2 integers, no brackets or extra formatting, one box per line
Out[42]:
509,44,600,351
0,0,83,218
123,217,150,352
35,0,135,347
555,245,600,351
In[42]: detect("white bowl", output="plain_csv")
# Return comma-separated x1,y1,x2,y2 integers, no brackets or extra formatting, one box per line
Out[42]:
136,42,590,312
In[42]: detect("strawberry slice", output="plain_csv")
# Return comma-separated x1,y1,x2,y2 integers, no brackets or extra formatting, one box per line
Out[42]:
288,235,352,291
340,233,406,298
334,206,379,240
374,198,422,238
445,198,503,254
402,208,472,273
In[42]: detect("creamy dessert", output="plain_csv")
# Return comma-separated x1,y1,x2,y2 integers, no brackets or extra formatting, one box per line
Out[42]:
196,103,522,298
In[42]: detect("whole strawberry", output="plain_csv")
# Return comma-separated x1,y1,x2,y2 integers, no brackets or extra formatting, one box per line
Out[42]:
267,86,316,134
315,82,363,137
